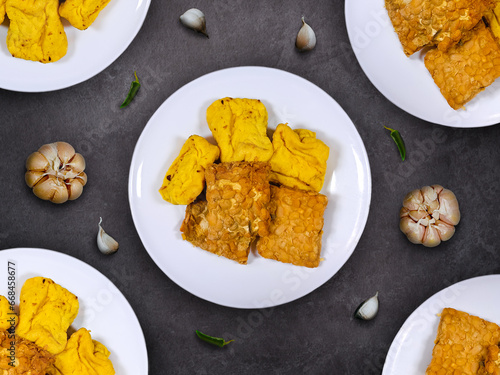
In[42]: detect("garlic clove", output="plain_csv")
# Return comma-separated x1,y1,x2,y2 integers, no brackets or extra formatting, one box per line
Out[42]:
25,170,45,188
400,216,425,244
402,189,423,211
55,142,76,164
25,152,49,171
67,179,85,201
180,8,208,38
422,225,441,247
97,218,119,255
32,176,68,204
434,220,455,242
355,292,379,320
437,189,460,225
296,16,316,52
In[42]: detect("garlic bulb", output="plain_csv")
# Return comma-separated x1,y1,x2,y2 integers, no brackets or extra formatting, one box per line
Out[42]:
400,185,460,247
180,8,208,38
97,218,119,255
354,292,379,320
296,16,316,51
25,142,87,204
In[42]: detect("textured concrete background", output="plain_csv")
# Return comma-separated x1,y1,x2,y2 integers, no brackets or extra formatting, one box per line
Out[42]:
1,0,500,374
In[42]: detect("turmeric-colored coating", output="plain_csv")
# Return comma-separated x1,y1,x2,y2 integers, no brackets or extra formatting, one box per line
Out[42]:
0,296,17,330
0,0,5,24
426,308,500,375
269,123,329,192
59,0,112,30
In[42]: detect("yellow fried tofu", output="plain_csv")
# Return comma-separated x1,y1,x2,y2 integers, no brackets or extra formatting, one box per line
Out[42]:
269,123,329,192
0,0,6,24
16,277,79,355
0,296,17,330
159,135,220,205
426,308,500,375
485,2,500,43
6,0,68,63
206,97,273,162
59,0,112,30
47,328,115,375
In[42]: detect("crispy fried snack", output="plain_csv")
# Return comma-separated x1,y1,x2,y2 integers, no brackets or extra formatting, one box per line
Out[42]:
159,135,220,205
0,329,55,375
59,0,112,30
269,123,329,193
16,277,79,355
6,0,68,63
425,21,500,109
386,0,493,56
206,98,273,163
181,162,271,264
0,296,17,330
257,185,327,268
484,2,500,44
0,0,5,24
426,308,500,375
47,328,115,375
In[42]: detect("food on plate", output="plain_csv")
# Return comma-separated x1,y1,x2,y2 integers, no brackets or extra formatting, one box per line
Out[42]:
59,0,112,30
354,292,379,320
269,123,329,192
47,328,115,375
206,97,273,163
16,277,79,355
0,329,55,374
425,21,500,110
399,185,460,247
159,135,220,205
426,308,500,375
181,162,271,264
256,185,327,268
180,8,208,38
0,295,17,330
385,0,492,56
6,0,68,63
0,0,5,24
25,141,87,204
485,3,500,43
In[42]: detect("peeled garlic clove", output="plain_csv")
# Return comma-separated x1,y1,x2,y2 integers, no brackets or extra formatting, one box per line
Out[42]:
354,292,379,320
97,218,119,255
180,8,208,38
296,16,316,52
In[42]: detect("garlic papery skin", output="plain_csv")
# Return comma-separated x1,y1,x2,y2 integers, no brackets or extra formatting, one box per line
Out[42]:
97,218,119,255
355,292,379,320
25,142,87,204
399,185,460,247
180,8,208,38
296,16,316,51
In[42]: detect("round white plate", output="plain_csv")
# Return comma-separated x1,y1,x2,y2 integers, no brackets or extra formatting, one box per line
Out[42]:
0,0,150,92
128,66,372,309
382,274,500,374
345,0,500,127
0,248,148,374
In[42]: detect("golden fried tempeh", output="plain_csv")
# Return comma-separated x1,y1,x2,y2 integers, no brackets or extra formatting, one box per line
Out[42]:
59,0,112,30
426,308,500,375
386,0,493,56
256,185,327,268
425,21,500,109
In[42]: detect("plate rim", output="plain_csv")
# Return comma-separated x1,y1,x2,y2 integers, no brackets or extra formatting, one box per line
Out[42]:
128,65,372,309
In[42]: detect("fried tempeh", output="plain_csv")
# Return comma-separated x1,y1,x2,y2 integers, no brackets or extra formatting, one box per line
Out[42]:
426,308,500,375
386,0,493,56
425,21,500,109
256,185,327,268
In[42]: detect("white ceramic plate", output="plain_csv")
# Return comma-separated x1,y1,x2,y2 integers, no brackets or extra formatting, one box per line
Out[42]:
382,274,500,374
345,0,500,127
129,66,371,309
0,248,148,374
0,0,150,92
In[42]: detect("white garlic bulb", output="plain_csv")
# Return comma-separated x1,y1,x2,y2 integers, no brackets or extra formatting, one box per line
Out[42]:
180,8,208,38
296,16,316,51
97,218,119,255
399,185,460,247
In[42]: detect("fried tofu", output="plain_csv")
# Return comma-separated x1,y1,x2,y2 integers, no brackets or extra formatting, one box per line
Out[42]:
181,162,271,264
0,329,55,375
206,98,273,163
425,21,500,109
0,0,5,24
47,328,115,375
6,0,68,63
426,308,500,375
386,0,493,56
159,135,220,205
0,296,16,330
257,185,327,268
269,123,329,193
16,277,79,355
59,0,112,30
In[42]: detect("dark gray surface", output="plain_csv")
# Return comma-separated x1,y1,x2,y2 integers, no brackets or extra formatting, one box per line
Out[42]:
1,0,499,374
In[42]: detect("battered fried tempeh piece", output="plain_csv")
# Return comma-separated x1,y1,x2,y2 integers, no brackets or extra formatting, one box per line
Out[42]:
59,0,112,30
6,0,68,63
425,21,500,109
0,329,55,375
426,308,500,375
386,0,493,56
257,185,327,268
